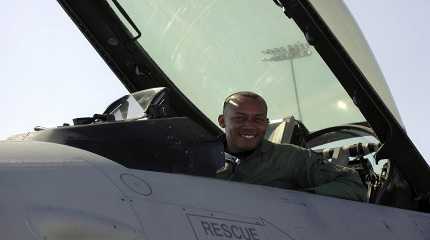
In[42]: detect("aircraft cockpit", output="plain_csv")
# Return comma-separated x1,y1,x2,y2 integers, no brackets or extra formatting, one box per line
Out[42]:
17,86,390,204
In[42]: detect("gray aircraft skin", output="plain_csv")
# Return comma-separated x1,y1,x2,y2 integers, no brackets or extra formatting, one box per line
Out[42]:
1,0,430,239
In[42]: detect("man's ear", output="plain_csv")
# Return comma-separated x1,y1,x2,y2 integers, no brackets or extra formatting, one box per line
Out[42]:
218,115,225,128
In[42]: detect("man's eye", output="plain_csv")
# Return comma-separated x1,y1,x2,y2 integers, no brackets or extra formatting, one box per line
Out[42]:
255,118,268,124
232,116,246,122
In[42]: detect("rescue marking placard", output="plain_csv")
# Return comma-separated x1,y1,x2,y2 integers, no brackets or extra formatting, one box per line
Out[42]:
186,214,265,240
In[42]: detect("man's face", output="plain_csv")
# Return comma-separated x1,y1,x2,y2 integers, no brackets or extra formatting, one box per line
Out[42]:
218,96,268,153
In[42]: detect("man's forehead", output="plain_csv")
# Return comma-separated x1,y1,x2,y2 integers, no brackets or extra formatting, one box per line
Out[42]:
226,98,240,107
226,96,267,113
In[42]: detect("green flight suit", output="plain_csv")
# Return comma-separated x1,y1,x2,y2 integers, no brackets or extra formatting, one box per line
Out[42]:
216,140,367,201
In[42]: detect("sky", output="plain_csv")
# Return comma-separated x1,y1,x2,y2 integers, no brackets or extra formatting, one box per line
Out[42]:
343,0,430,164
2,1,429,165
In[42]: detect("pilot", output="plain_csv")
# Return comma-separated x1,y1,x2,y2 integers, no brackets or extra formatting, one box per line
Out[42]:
216,91,367,201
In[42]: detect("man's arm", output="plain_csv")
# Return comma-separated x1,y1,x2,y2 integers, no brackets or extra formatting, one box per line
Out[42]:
289,148,367,201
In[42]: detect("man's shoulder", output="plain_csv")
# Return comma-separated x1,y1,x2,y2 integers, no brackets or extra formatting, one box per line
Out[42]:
263,140,307,152
260,140,318,166
262,140,313,159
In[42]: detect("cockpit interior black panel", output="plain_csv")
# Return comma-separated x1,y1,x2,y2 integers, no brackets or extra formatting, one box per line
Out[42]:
26,117,224,177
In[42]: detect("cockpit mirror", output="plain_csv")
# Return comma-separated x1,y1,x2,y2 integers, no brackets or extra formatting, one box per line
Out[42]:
104,87,172,121
72,87,172,125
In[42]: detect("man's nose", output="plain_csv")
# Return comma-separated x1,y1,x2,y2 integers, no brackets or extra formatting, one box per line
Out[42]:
242,117,259,128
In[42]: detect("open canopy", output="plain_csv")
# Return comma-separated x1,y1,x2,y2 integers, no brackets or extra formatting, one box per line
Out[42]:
108,0,370,132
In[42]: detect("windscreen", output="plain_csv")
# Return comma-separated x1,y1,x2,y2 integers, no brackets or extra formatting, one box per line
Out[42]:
109,0,366,131
307,0,402,125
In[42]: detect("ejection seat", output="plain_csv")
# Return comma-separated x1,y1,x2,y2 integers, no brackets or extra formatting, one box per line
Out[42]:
265,116,308,147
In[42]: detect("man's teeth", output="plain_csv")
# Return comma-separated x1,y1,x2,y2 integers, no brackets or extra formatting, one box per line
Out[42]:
241,135,256,139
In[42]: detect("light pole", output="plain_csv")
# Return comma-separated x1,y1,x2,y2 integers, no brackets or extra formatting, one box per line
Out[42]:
262,42,312,121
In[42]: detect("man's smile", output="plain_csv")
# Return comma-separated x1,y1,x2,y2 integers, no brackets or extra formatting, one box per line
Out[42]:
240,134,257,139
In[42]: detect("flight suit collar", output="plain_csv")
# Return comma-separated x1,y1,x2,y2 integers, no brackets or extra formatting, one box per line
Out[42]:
218,134,272,156
239,139,273,163
260,139,273,153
